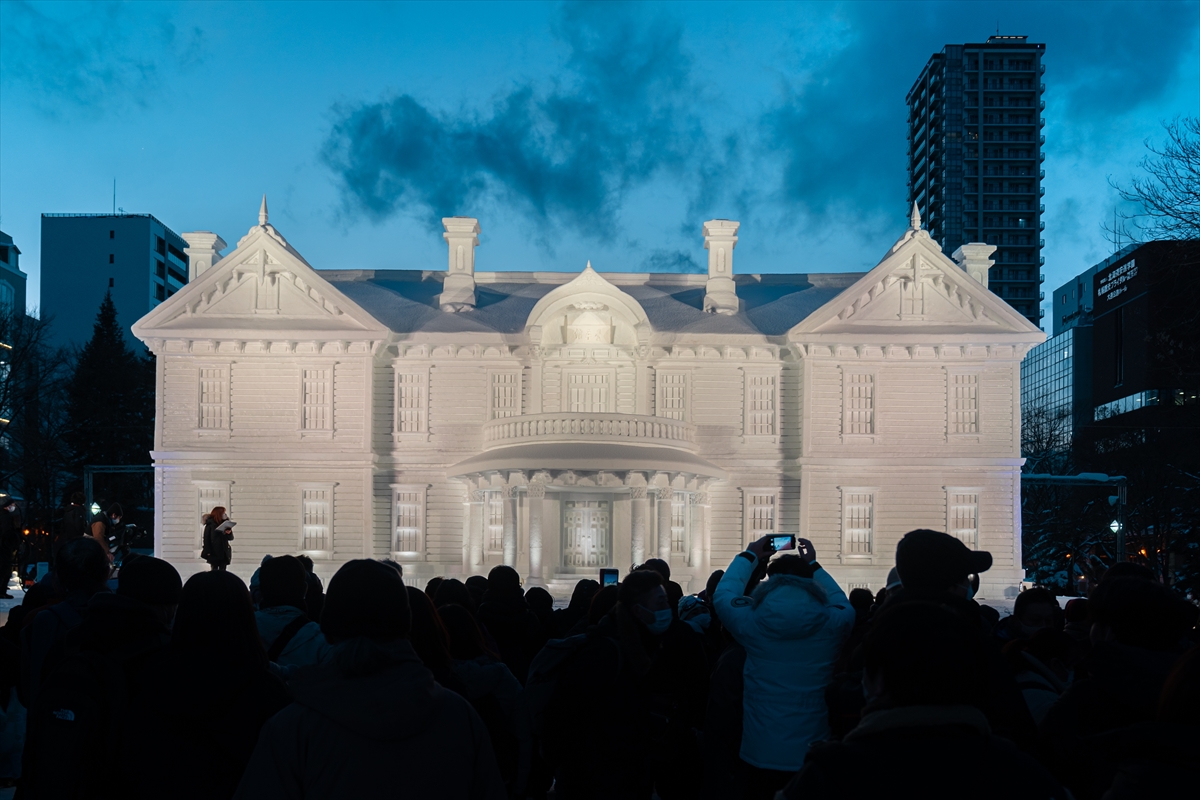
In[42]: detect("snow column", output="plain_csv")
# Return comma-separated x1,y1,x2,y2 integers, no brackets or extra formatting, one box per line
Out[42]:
502,486,518,567
630,486,648,565
527,482,545,584
657,487,673,563
468,490,485,569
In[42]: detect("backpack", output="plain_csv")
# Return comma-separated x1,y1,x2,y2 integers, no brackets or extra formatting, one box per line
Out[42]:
26,636,159,799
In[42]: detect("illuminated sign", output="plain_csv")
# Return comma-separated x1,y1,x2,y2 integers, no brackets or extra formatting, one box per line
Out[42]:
1096,259,1137,303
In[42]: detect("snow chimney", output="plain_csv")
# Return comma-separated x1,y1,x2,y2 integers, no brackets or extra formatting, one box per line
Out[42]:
703,219,739,315
440,217,480,312
182,232,227,281
952,243,996,290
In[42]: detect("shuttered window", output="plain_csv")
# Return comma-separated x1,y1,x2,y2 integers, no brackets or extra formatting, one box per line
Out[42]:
396,371,427,433
841,489,875,557
948,491,980,549
491,372,519,419
302,368,332,431
198,366,228,429
951,374,979,434
300,488,332,553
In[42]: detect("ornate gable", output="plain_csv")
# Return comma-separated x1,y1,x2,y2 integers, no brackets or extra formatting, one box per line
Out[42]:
790,209,1042,342
525,262,651,348
132,199,389,345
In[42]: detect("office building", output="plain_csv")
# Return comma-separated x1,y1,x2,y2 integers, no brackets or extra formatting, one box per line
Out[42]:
1023,240,1199,452
40,213,189,348
0,230,27,316
907,35,1046,328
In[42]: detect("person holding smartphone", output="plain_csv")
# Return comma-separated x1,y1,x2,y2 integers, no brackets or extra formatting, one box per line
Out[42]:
712,534,856,800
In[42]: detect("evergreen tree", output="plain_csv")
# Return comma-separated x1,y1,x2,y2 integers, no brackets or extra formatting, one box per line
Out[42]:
64,294,155,506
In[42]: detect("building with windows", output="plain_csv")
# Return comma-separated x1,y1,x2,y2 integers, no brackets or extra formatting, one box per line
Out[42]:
907,35,1046,328
0,230,27,316
133,200,1044,598
40,213,190,347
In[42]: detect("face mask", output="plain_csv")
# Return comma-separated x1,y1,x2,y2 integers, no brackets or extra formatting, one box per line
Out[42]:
640,606,672,635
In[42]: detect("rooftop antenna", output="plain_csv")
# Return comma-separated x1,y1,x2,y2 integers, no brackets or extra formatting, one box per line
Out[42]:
113,179,116,214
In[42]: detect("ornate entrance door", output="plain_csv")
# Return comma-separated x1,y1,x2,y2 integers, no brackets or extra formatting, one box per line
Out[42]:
562,498,612,568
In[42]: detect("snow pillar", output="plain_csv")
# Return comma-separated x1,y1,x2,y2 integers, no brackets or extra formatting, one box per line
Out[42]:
501,485,518,567
181,232,227,280
656,487,674,563
703,219,740,315
468,490,485,569
527,482,545,584
630,486,648,566
952,243,997,290
441,217,480,312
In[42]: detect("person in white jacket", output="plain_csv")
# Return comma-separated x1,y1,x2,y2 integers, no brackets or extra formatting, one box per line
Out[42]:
713,535,857,800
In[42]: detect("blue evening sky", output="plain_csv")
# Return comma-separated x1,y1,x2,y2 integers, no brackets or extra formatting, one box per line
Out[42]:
2,0,1197,322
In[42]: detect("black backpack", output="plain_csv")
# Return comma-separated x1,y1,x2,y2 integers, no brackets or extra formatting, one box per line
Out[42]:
26,637,158,799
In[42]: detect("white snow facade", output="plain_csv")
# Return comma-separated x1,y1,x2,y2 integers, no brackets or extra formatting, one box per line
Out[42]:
132,201,1045,598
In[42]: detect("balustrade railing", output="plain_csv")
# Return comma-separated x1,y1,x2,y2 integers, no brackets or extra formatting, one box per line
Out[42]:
482,413,697,452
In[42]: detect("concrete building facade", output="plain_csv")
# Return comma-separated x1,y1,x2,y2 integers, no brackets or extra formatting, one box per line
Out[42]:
40,213,189,347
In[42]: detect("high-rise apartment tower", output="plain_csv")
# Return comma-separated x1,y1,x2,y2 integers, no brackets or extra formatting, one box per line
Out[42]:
907,36,1046,328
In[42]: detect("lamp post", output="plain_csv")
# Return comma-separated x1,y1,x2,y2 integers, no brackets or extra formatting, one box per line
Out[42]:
1022,472,1128,562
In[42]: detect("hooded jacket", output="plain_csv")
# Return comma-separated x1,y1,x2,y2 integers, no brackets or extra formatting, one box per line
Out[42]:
713,553,856,771
233,637,505,800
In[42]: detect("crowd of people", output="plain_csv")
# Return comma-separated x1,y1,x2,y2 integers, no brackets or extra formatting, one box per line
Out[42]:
0,525,1195,799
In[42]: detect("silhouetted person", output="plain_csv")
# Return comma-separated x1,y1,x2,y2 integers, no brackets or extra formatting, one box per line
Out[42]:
995,587,1062,643
405,585,470,695
20,536,110,709
25,556,181,798
779,602,1068,799
713,536,855,800
545,569,689,799
477,565,543,683
434,577,478,615
129,571,290,800
425,575,445,600
552,579,598,638
1040,577,1197,799
884,528,1038,750
255,555,331,673
294,554,324,622
465,575,489,609
57,491,90,556
234,560,505,799
525,585,555,633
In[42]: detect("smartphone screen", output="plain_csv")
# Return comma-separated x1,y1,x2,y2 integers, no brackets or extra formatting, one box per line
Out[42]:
600,568,619,587
770,535,797,552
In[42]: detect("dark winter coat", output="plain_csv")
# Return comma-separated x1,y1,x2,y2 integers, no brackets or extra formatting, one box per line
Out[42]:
1097,721,1200,800
1040,640,1184,800
127,649,291,799
202,518,232,567
781,704,1070,799
233,638,505,800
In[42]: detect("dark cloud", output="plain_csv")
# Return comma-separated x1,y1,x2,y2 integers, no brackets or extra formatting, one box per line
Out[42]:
639,249,704,273
759,1,1199,237
322,1,712,238
1,1,203,119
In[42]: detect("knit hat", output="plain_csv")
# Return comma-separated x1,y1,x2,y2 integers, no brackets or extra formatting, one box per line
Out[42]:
117,556,183,606
321,559,411,643
895,529,992,593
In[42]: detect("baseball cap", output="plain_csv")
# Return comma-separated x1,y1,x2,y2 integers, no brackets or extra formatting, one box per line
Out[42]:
895,529,992,593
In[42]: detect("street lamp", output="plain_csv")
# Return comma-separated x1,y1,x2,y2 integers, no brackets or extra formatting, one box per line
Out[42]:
1109,520,1121,533
90,502,101,516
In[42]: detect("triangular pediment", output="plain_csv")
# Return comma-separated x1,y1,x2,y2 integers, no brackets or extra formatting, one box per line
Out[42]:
789,226,1042,340
132,217,389,341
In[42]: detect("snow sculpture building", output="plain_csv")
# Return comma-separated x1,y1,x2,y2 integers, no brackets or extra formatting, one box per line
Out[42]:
133,199,1045,598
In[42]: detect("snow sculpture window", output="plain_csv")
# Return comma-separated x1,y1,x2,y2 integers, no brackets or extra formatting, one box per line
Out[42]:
742,488,778,546
841,368,878,442
197,365,229,431
390,484,427,557
299,486,333,555
395,369,428,436
950,373,979,434
840,488,876,558
301,368,332,433
671,491,688,554
568,371,611,413
743,370,778,439
490,371,520,419
947,490,980,549
486,491,504,554
656,371,689,421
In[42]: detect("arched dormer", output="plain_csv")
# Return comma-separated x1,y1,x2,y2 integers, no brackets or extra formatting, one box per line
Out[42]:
524,262,651,349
